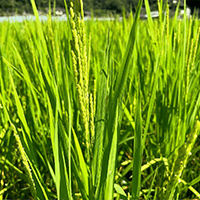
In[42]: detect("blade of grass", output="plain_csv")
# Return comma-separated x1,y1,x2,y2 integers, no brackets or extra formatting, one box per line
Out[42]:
97,0,143,198
92,29,110,189
132,74,142,199
104,103,119,200
72,127,89,198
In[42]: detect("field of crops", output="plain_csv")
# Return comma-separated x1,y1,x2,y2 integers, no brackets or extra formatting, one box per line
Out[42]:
1,0,200,199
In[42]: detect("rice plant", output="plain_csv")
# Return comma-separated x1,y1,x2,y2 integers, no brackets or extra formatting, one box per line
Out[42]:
1,0,200,199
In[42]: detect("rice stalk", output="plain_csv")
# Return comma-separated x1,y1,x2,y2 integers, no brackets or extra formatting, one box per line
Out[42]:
163,121,200,199
11,123,37,199
69,0,94,164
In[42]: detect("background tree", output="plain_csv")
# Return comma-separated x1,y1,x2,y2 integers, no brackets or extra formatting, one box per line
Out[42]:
0,0,200,16
83,0,94,11
104,0,125,13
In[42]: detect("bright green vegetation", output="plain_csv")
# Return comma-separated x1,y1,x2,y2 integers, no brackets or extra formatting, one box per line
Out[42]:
1,0,200,199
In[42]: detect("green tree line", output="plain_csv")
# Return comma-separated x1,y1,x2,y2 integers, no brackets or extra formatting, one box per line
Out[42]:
0,0,147,15
0,0,199,16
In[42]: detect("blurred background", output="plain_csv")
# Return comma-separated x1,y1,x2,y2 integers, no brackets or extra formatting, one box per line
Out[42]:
0,0,200,17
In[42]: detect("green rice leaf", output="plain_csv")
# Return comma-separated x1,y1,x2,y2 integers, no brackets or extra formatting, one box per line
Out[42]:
72,127,89,198
104,103,119,200
132,74,142,199
114,183,127,198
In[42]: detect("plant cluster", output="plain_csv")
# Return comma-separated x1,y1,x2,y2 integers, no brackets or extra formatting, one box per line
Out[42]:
1,0,200,199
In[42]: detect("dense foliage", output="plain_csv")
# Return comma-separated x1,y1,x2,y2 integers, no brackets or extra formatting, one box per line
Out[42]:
0,0,136,15
0,0,200,15
1,0,200,199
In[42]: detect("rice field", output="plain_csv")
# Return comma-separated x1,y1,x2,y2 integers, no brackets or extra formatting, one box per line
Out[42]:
1,0,200,199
